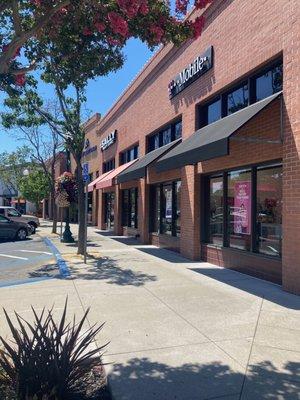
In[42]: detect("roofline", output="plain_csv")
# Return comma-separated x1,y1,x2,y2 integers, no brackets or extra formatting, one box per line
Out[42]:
95,1,217,134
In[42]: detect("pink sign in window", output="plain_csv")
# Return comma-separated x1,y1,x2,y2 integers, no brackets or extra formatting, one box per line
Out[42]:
233,181,251,235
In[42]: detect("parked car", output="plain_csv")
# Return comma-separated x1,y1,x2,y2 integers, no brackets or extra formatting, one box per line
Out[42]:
0,206,39,234
0,215,32,240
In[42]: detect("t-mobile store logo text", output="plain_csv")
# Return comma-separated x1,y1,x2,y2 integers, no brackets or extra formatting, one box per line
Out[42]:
168,46,213,99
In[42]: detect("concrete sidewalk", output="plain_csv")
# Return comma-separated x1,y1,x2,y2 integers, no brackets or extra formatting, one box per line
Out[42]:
0,220,299,399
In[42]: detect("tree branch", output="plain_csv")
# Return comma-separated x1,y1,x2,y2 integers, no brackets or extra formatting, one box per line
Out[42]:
0,0,70,74
10,60,37,75
12,0,22,36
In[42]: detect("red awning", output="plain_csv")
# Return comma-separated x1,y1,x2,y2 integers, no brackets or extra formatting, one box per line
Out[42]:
96,160,137,190
87,171,112,192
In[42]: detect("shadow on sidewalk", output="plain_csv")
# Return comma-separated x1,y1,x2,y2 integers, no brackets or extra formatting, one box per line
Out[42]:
32,255,157,287
109,357,300,400
189,267,300,311
68,256,157,286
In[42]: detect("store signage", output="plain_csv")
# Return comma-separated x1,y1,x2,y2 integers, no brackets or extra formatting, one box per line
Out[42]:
233,181,251,234
82,163,89,183
101,130,117,151
82,138,97,157
168,46,213,99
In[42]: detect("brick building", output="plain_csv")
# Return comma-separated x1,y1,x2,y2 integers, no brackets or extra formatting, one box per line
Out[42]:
84,0,300,294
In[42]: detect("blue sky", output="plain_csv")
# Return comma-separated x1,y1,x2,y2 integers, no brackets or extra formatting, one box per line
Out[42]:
0,39,155,153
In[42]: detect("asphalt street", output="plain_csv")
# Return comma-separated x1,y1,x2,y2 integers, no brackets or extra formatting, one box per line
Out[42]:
0,234,59,287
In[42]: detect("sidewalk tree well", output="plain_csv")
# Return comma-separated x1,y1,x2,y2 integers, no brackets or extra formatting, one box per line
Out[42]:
1,0,213,253
18,167,51,213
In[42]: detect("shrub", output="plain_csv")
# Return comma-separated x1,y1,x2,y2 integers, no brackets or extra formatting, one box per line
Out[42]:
0,299,107,400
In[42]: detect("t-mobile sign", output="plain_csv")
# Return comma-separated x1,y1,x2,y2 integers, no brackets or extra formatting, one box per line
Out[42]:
168,46,213,99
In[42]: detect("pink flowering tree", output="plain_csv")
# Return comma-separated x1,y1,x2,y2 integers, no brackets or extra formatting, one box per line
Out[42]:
1,0,214,254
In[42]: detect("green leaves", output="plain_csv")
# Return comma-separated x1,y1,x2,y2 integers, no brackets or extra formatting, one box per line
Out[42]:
0,298,107,399
18,167,51,209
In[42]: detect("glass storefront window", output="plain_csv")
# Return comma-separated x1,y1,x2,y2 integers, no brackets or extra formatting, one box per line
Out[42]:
209,176,223,246
175,181,181,237
228,169,252,251
151,181,181,237
256,65,283,102
207,98,221,124
161,184,173,235
154,186,161,233
206,163,282,258
104,192,115,230
122,188,138,228
227,84,249,115
256,165,282,257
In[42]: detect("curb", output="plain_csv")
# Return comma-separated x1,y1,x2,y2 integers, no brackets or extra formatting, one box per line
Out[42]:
43,237,71,278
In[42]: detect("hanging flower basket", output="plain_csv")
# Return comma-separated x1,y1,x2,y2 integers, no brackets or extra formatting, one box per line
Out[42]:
55,172,77,208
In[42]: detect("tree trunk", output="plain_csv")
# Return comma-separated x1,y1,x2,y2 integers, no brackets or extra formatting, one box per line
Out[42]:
76,164,85,255
51,187,58,234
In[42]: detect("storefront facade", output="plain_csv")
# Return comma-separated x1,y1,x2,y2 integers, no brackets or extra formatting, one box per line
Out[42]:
85,0,300,294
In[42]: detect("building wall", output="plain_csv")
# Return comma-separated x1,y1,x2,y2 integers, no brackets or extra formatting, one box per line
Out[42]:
85,0,299,293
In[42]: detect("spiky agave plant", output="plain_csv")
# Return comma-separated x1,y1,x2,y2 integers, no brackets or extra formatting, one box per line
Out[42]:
0,299,107,400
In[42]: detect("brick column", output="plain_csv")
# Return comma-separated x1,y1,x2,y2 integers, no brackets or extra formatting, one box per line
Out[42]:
138,178,150,243
180,165,200,260
282,1,300,294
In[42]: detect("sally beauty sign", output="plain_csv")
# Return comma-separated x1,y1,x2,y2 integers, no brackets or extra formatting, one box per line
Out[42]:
168,46,213,99
101,130,117,151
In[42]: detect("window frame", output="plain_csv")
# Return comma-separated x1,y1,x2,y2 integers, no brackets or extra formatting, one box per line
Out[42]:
120,144,139,165
150,180,181,237
102,158,115,173
203,160,282,258
147,119,182,153
198,58,283,129
121,187,138,229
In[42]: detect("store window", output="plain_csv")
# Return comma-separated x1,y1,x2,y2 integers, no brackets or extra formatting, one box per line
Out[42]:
175,181,181,237
174,121,182,140
255,64,283,102
256,165,282,257
162,127,172,146
120,145,139,165
205,163,282,258
209,176,223,246
147,120,182,153
228,169,252,251
104,192,115,229
151,180,181,237
200,98,222,127
122,188,138,228
199,59,282,128
227,84,249,115
103,158,115,173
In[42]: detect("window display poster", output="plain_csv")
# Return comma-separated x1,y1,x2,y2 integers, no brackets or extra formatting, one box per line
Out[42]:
234,181,251,234
165,190,172,219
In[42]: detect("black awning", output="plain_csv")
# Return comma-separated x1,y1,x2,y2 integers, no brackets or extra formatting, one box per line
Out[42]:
117,139,181,184
156,92,282,173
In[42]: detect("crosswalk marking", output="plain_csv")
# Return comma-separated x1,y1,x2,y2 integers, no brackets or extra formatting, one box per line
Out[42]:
0,254,28,260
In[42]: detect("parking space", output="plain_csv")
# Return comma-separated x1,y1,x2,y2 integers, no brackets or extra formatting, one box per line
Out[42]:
0,235,59,287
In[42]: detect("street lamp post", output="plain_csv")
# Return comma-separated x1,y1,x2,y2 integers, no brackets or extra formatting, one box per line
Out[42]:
61,147,75,243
